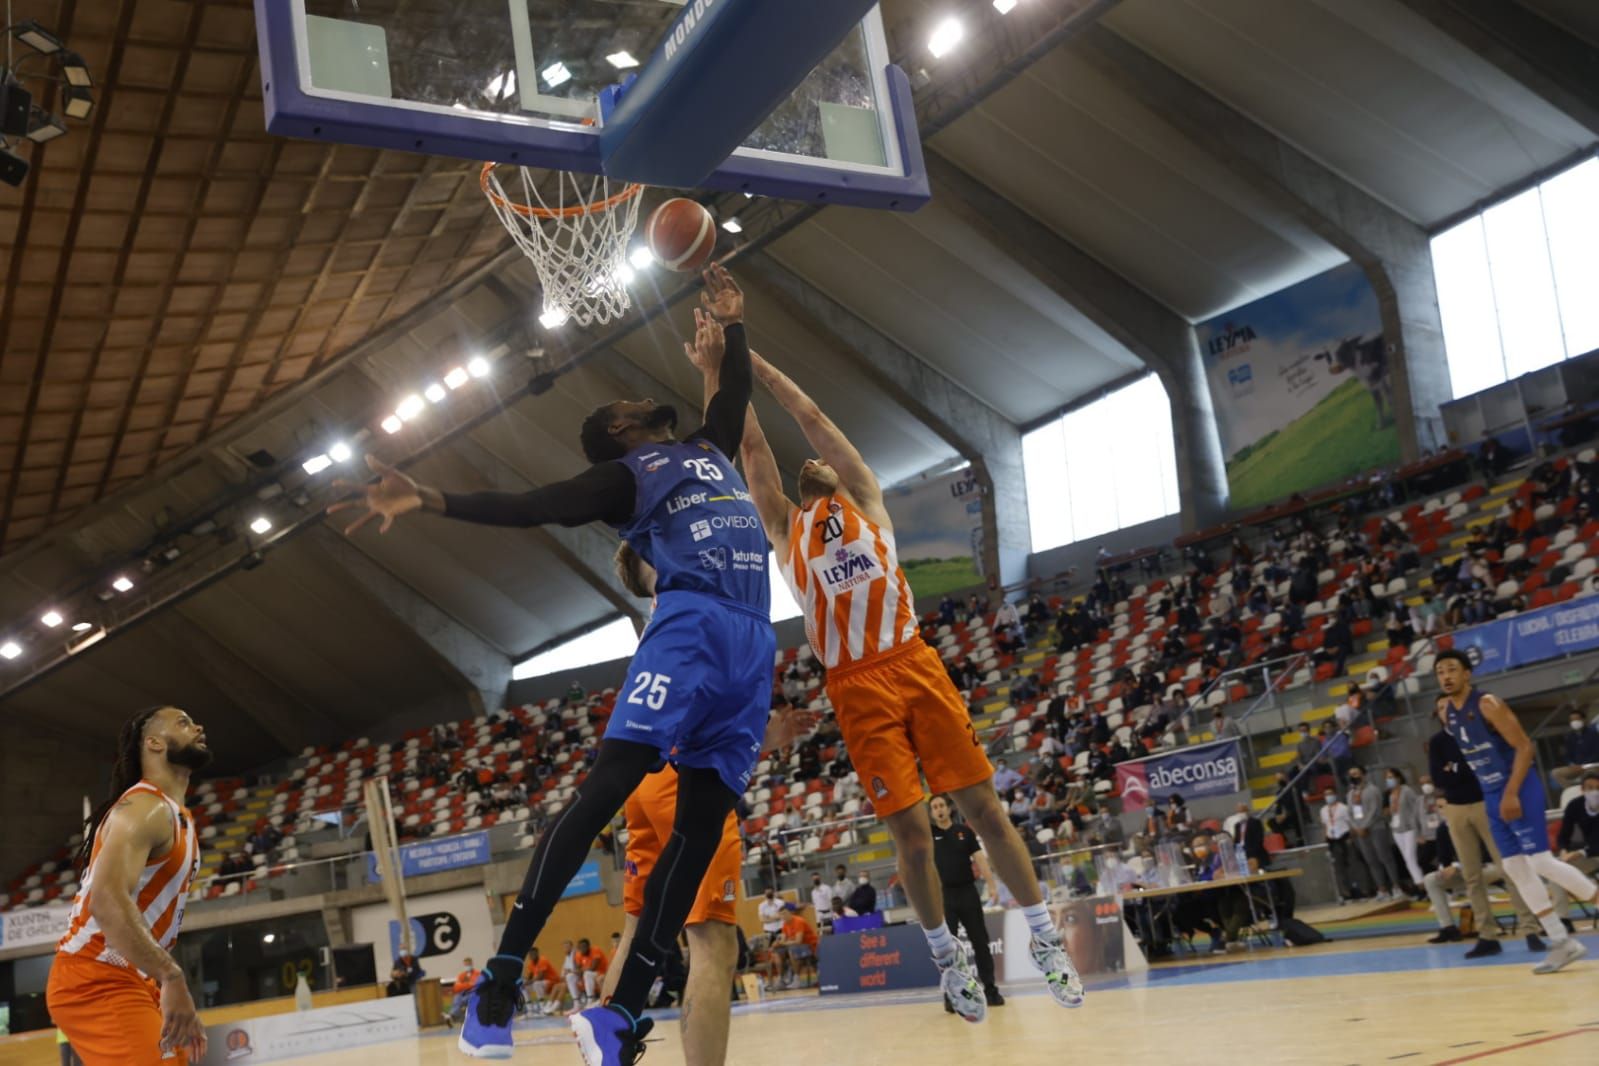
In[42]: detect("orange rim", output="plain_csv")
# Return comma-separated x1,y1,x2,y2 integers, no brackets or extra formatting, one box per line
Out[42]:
481,162,644,220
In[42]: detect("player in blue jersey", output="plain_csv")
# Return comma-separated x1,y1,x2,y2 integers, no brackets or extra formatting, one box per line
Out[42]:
331,267,777,1063
1435,649,1597,974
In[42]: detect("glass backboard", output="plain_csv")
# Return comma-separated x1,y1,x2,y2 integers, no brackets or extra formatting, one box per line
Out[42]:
254,0,928,209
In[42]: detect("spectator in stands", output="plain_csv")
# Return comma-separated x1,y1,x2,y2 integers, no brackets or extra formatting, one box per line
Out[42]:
1550,771,1599,919
939,595,958,625
447,957,480,1026
758,887,789,944
847,873,878,915
1318,614,1355,678
809,871,834,918
1477,437,1508,481
1211,710,1241,742
1551,708,1599,793
1006,788,1032,827
1293,722,1324,777
564,679,585,705
1289,560,1319,606
965,593,986,624
1348,768,1402,901
1148,794,1191,841
566,938,607,1008
1410,592,1443,637
831,864,852,904
1266,771,1305,847
1385,611,1415,654
217,850,251,885
386,952,423,997
827,896,858,923
1386,767,1427,891
1320,788,1366,902
992,758,1024,794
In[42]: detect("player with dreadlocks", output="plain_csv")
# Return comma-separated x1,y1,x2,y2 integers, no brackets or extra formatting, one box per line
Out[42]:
47,706,212,1066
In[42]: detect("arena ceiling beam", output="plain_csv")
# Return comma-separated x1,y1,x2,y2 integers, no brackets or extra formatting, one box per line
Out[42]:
1395,0,1599,141
1074,25,1453,464
142,609,331,754
300,526,513,716
922,151,1229,531
736,252,1030,587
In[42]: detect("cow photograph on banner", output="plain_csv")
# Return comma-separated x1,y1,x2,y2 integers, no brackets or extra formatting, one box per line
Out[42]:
1198,262,1399,510
881,465,986,600
1114,738,1245,813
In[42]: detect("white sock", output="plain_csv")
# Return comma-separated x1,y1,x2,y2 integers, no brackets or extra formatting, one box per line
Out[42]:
1539,912,1569,943
1022,901,1055,939
924,922,957,961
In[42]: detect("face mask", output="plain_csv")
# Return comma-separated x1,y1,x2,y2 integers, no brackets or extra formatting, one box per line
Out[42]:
1385,776,1398,788
1586,790,1599,814
1573,721,1586,732
1422,783,1435,796
1324,796,1337,805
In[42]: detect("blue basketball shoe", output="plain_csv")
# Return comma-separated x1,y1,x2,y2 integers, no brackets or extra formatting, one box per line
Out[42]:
570,1004,654,1065
457,956,522,1059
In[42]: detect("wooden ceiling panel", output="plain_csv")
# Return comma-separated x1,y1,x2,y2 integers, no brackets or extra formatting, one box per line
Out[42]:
0,1,505,554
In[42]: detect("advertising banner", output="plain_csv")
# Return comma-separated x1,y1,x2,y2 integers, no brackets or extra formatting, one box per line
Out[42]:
1197,262,1398,510
562,860,603,899
882,466,986,600
349,886,493,982
997,896,1126,982
1443,596,1599,678
197,995,417,1065
817,922,941,995
364,831,490,883
0,903,72,951
1114,738,1244,814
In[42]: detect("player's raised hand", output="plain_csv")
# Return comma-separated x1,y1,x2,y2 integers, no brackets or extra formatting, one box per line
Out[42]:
700,264,743,324
327,455,424,536
765,706,822,752
682,307,725,375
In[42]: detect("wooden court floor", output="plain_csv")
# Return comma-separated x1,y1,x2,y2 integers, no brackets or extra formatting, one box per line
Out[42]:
276,938,1599,1066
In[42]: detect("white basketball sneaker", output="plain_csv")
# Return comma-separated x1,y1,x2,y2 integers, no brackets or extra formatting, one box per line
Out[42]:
1031,932,1086,1007
1532,936,1587,975
936,943,987,1023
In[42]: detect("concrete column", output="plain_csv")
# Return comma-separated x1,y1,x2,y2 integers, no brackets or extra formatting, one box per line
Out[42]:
1076,25,1452,458
737,253,1031,586
925,152,1230,531
304,527,513,713
1396,0,1599,139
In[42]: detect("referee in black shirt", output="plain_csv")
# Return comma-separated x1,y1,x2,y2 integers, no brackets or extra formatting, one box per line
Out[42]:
930,794,1003,1008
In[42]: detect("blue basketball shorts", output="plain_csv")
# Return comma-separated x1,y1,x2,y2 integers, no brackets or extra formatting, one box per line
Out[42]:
604,591,777,795
1484,776,1550,858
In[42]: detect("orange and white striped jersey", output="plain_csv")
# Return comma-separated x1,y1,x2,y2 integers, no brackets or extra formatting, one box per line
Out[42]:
781,493,919,671
57,781,199,973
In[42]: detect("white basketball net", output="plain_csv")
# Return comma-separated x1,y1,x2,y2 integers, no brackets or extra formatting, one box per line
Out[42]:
483,166,644,328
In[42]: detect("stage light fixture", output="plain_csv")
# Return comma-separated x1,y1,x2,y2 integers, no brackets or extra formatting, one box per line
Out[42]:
301,454,332,475
111,576,133,593
25,106,67,144
329,441,353,462
11,20,64,55
0,641,20,660
424,383,447,404
929,18,964,57
396,394,425,421
467,356,492,377
249,516,272,535
0,146,27,187
40,610,63,628
381,415,403,434
71,621,92,633
59,52,92,88
62,85,92,119
444,367,469,390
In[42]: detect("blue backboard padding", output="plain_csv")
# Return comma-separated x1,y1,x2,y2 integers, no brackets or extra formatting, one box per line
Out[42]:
253,0,928,211
599,0,878,190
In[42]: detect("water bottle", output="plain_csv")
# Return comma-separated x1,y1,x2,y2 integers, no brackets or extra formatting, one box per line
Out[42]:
1235,843,1248,876
294,973,313,1012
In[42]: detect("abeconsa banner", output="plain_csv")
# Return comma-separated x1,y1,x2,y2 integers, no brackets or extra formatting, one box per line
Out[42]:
1197,262,1398,510
1114,738,1243,813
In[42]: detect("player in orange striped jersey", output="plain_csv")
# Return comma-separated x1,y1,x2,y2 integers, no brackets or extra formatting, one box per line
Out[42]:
681,326,1084,1022
47,706,212,1066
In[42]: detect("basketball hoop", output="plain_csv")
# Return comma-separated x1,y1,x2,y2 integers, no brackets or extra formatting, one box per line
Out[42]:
481,162,644,328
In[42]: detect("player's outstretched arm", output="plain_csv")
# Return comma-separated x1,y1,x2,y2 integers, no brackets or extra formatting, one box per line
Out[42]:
90,794,208,1060
739,408,797,553
751,352,883,517
689,266,751,457
330,455,635,533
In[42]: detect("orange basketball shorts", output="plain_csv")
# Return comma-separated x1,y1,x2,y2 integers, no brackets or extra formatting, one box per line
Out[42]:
828,639,994,817
623,764,741,926
47,952,189,1066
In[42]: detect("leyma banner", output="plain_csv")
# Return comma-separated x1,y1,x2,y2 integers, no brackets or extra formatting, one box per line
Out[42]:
1198,262,1399,510
1115,738,1244,813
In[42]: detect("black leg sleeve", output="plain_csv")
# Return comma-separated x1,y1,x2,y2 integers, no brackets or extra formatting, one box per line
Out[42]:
609,766,740,1015
490,739,661,976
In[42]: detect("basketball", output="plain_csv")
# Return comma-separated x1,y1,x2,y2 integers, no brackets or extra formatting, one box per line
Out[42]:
645,198,717,273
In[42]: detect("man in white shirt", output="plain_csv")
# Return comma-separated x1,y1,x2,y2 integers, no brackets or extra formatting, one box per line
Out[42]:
993,759,1024,794
809,871,835,919
1320,790,1365,903
758,888,788,939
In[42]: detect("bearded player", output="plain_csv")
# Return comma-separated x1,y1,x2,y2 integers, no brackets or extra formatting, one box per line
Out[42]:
47,707,212,1065
682,332,1083,1022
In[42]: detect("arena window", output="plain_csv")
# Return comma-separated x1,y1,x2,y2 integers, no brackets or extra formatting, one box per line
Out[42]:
1432,156,1599,399
1021,374,1180,552
513,616,640,680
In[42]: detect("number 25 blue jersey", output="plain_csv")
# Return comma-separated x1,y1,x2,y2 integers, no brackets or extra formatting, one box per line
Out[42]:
615,439,771,615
